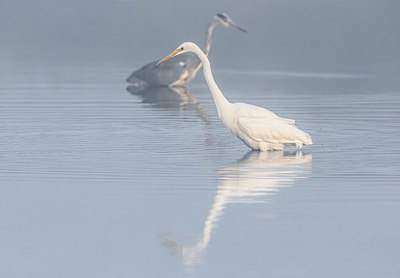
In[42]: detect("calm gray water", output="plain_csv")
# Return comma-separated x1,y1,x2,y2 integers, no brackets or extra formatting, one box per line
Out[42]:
0,64,399,277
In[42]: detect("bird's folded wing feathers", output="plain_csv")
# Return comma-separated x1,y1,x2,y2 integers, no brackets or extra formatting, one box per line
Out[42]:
139,60,188,83
234,102,295,125
282,117,295,125
128,54,199,86
237,117,310,144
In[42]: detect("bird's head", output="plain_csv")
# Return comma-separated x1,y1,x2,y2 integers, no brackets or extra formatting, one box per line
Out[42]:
157,42,197,65
215,13,247,32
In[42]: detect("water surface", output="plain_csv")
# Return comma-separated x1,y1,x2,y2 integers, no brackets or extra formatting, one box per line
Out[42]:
0,64,399,277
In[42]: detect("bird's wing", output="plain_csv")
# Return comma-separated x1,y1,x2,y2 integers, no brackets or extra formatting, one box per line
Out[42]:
234,102,295,125
127,53,200,87
237,117,311,144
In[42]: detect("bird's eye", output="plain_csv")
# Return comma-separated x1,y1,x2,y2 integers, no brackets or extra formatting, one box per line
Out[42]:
180,47,184,50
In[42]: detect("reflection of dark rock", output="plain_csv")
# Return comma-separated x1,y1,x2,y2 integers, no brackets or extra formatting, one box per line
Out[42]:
162,151,312,268
127,85,210,124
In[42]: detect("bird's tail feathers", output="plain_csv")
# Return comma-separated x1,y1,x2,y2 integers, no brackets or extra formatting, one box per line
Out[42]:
283,117,295,125
301,131,313,145
126,75,148,89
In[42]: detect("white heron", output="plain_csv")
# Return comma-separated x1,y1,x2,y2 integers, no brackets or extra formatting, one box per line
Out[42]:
157,42,313,151
126,13,246,88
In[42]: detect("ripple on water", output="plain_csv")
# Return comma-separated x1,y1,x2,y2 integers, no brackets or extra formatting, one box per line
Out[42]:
1,66,400,277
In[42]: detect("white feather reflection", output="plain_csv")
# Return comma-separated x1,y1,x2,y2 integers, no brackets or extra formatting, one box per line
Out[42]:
127,85,210,124
163,151,312,267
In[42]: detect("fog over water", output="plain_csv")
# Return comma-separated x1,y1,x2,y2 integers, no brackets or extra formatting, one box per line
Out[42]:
1,1,399,277
1,0,400,70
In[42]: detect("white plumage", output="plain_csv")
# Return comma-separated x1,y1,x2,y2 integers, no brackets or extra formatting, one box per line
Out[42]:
157,42,312,151
228,103,312,151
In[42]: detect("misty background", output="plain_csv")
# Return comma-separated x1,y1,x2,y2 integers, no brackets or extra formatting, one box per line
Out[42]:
1,1,400,277
1,0,399,72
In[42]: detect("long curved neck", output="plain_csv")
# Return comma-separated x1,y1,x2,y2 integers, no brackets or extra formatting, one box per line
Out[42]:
202,19,219,56
192,46,231,114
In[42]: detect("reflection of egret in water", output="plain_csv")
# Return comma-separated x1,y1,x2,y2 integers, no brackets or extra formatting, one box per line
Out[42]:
162,151,312,267
127,85,210,124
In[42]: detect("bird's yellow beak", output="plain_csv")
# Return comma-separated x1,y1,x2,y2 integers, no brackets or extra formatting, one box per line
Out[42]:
157,48,182,65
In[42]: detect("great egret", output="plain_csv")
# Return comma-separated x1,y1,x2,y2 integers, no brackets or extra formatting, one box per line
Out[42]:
157,42,313,151
126,13,246,88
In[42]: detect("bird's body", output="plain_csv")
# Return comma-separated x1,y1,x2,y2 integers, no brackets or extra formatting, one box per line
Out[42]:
127,13,246,88
157,42,312,151
127,53,200,88
218,102,311,151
